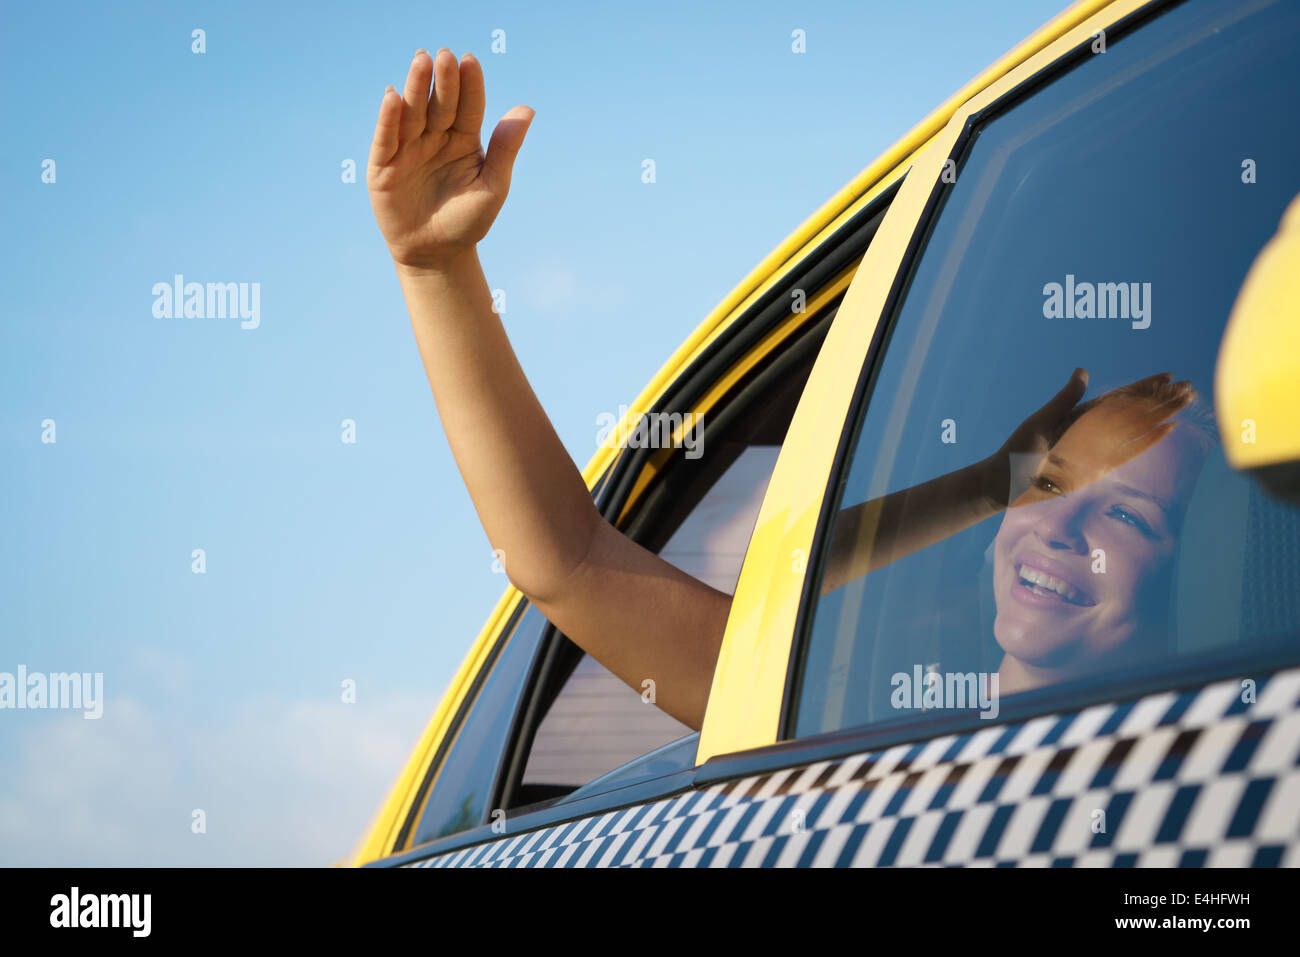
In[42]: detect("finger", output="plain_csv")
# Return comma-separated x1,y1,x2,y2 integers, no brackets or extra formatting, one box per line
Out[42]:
1130,380,1195,417
448,52,485,136
1085,372,1173,410
369,85,402,167
482,105,535,195
1142,382,1196,421
427,47,462,135
1119,371,1175,393
1085,377,1192,428
1027,367,1088,429
1160,380,1196,406
1117,420,1179,458
1100,386,1193,450
400,49,434,142
1110,372,1178,402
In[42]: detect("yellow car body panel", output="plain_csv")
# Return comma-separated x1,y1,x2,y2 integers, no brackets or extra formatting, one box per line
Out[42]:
346,0,1149,865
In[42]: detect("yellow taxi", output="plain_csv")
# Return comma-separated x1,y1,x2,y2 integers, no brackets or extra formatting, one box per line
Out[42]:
347,0,1300,868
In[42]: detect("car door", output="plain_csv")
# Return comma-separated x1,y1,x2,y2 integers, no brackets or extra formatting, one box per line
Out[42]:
370,0,1300,868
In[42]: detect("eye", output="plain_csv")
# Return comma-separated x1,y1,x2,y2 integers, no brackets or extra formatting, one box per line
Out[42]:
1109,505,1154,536
1033,474,1064,494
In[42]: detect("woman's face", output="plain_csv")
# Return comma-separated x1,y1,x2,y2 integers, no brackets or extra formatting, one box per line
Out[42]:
991,406,1203,680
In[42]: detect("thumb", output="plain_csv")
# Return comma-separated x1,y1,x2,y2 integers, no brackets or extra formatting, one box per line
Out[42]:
482,106,534,196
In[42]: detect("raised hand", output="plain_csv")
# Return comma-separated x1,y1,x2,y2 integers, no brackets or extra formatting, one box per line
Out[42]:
367,48,534,271
990,370,1195,508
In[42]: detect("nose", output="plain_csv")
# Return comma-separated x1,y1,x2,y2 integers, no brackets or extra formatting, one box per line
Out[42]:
1030,492,1089,554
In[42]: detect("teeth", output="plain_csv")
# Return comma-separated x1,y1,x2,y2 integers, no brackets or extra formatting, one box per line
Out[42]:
1017,564,1088,604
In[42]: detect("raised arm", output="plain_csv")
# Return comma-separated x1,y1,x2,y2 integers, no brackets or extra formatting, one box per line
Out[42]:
367,49,729,730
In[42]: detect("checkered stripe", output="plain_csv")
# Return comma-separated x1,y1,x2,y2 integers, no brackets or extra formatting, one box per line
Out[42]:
406,668,1300,868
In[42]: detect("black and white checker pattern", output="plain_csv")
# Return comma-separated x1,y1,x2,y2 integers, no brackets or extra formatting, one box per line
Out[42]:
406,668,1300,867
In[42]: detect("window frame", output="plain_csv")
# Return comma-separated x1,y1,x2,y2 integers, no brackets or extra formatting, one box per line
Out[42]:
778,0,1300,747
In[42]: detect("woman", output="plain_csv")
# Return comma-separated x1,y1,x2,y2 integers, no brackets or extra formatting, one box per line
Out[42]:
365,48,1201,730
812,373,1211,719
986,384,1215,694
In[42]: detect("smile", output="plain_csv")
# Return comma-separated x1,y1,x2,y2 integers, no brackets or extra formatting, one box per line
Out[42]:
1014,562,1097,606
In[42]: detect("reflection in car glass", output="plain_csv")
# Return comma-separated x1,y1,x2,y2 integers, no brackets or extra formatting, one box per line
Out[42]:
794,0,1300,736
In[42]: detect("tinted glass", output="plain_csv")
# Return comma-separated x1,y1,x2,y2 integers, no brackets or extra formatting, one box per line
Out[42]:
794,0,1300,736
410,604,547,844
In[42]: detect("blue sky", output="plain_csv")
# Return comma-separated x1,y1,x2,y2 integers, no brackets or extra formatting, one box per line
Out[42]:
1,0,1072,865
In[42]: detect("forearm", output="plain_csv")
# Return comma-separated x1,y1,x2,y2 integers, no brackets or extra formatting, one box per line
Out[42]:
396,249,600,602
366,51,737,724
819,457,1003,596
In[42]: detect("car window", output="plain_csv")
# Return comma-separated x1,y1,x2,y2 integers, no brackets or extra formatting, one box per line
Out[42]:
517,445,781,792
505,311,834,807
405,604,549,847
790,0,1300,737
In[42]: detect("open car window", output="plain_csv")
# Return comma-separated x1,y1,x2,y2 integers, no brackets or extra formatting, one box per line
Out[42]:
506,311,836,810
516,445,782,795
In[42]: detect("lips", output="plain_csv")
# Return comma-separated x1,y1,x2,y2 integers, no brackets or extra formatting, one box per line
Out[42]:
1011,550,1097,607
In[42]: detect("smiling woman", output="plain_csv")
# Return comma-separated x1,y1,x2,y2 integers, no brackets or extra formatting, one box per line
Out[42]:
989,383,1218,694
808,370,1202,712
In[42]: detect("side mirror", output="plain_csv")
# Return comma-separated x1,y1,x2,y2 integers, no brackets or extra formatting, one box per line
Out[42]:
1215,192,1300,504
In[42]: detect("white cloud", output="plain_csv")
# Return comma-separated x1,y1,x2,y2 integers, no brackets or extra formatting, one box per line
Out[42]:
0,691,431,866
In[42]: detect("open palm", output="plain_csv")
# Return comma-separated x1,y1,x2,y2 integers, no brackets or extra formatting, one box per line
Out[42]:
993,369,1194,507
367,48,534,271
